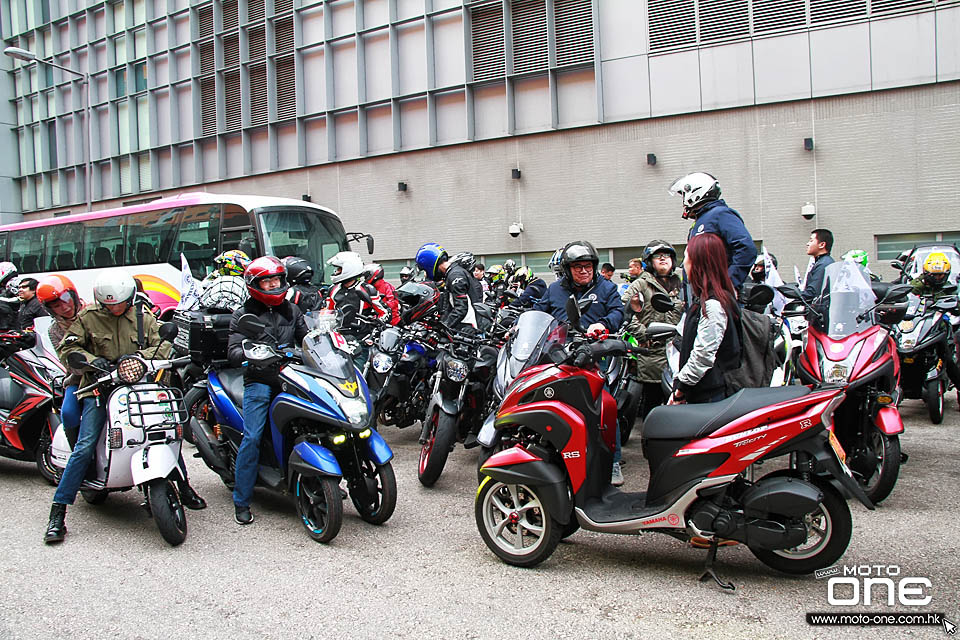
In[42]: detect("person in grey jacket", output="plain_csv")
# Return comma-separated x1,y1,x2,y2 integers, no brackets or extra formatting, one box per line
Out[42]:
621,240,684,417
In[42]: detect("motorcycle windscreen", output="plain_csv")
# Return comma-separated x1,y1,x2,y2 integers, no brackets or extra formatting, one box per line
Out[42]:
509,310,565,378
819,261,877,339
302,331,356,381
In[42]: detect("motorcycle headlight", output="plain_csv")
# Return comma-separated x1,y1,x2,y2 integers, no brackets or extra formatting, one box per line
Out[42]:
340,394,369,425
444,358,469,382
372,352,394,374
822,343,863,384
117,357,147,384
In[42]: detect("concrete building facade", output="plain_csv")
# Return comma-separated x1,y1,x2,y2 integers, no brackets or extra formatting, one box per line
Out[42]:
2,0,959,280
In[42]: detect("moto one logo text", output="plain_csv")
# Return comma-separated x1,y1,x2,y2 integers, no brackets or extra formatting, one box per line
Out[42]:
827,566,931,606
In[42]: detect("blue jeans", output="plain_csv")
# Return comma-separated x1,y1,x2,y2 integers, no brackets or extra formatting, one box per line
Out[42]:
61,385,81,431
54,397,106,505
233,382,274,508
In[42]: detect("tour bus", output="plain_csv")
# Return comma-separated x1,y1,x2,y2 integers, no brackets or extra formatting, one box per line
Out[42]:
0,192,372,319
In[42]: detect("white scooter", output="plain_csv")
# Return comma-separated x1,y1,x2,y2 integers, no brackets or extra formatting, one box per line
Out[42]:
51,336,193,546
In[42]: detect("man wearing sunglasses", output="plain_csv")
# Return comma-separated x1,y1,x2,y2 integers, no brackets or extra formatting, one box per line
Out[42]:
16,277,48,330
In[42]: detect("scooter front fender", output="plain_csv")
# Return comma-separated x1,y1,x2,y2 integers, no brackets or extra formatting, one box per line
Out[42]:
479,450,571,525
288,440,342,481
874,406,905,435
131,444,184,485
364,429,394,465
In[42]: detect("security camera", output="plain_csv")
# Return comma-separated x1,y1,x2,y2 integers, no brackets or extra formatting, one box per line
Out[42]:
800,203,816,221
508,222,524,238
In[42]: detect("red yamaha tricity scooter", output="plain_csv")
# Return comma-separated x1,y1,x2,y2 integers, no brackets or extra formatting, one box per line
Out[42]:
781,262,911,504
476,297,872,587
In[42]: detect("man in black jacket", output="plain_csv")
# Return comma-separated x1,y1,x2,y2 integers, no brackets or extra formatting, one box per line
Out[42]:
227,257,308,526
802,228,835,302
17,277,48,329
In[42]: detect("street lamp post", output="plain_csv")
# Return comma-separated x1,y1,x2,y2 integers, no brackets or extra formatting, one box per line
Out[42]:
4,46,93,212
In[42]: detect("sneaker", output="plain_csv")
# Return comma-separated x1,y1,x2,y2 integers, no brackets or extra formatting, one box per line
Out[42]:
234,505,254,525
611,462,624,487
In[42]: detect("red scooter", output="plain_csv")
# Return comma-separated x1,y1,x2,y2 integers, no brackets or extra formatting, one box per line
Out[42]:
781,262,912,504
476,298,872,586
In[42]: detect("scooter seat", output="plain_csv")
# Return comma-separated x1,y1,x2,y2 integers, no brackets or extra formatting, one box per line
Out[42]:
216,369,247,408
643,386,811,441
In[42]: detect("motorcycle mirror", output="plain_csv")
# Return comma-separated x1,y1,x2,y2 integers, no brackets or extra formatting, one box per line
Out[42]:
746,283,775,307
777,284,802,300
650,292,675,313
565,295,582,331
645,322,678,340
366,236,375,255
158,322,178,343
236,313,268,339
934,297,958,311
890,260,904,271
66,352,89,369
882,284,913,303
502,290,519,299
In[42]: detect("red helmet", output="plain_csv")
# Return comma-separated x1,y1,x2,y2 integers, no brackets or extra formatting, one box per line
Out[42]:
364,263,385,285
244,256,289,306
37,274,81,317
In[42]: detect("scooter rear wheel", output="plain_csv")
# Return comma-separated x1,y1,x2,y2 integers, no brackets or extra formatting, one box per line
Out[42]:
294,473,343,543
148,479,187,546
926,378,945,424
475,478,562,568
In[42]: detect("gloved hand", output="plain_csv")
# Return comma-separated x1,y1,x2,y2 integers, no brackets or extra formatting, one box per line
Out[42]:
90,357,111,372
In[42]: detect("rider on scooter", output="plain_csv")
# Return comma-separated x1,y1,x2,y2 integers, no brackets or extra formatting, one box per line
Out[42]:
36,275,85,438
228,257,308,526
45,272,206,544
910,252,960,408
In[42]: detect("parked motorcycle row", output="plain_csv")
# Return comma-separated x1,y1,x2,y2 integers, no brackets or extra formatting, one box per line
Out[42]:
1,249,956,588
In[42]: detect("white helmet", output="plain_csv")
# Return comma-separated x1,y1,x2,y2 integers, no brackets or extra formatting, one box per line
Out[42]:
668,172,720,219
326,251,365,284
94,271,136,307
0,262,18,289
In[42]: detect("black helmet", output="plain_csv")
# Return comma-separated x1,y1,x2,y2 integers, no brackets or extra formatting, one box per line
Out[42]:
449,251,477,272
396,281,442,325
641,240,677,272
282,256,314,285
559,240,600,283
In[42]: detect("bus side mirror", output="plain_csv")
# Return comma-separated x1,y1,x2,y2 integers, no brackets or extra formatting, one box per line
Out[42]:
366,236,375,255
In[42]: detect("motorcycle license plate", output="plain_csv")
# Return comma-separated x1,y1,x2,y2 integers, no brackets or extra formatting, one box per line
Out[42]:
828,431,851,476
902,357,915,364
899,320,914,332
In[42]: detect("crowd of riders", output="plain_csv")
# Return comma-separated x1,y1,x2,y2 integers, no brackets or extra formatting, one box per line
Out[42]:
3,171,959,542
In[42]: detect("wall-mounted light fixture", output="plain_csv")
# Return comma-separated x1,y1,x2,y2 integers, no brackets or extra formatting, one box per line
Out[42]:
646,153,657,166
511,168,522,180
301,194,311,202
397,181,408,192
803,137,814,151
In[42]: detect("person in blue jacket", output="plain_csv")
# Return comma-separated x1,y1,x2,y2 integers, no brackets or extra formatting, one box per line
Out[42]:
801,228,835,302
669,172,757,290
535,240,625,485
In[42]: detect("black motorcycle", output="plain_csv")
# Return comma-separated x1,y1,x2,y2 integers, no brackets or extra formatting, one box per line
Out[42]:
896,291,959,423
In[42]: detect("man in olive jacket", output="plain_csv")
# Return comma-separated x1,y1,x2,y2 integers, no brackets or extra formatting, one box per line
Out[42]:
621,241,684,418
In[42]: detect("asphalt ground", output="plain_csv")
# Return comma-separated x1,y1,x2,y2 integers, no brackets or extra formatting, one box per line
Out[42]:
1,396,958,640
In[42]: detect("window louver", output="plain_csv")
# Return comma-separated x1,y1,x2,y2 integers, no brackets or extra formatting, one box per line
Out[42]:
648,0,696,52
275,15,295,53
247,0,265,23
223,33,240,67
699,0,748,44
870,0,932,15
224,69,241,131
199,40,215,74
120,157,132,194
274,0,294,15
138,152,151,190
554,0,593,66
511,0,548,75
810,0,867,24
198,4,214,38
275,55,296,121
470,3,505,82
222,0,239,32
249,62,268,126
200,76,217,136
248,25,266,61
753,0,806,34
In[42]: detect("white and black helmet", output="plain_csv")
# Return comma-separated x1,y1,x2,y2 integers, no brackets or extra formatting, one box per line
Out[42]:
0,262,18,291
668,172,720,219
326,251,365,284
93,271,136,308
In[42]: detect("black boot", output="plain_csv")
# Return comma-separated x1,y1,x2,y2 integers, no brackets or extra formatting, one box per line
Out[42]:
178,482,207,510
44,503,67,544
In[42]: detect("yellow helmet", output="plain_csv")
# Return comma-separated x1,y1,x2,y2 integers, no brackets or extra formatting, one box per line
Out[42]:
923,252,951,286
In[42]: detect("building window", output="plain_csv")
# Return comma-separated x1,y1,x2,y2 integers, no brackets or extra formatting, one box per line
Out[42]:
115,68,127,97
876,233,960,261
134,62,147,91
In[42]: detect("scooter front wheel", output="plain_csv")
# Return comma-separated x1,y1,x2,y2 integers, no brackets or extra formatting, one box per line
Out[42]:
81,489,109,505
475,479,562,568
294,473,343,543
418,410,456,487
148,479,187,546
860,431,901,504
926,378,945,424
35,428,58,486
351,460,397,525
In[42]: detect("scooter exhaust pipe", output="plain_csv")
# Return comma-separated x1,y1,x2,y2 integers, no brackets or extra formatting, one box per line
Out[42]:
190,416,230,476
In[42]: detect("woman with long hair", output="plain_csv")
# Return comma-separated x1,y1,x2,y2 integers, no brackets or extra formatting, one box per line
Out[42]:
669,233,741,405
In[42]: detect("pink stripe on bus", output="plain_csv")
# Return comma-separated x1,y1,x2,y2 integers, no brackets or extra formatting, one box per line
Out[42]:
0,193,209,232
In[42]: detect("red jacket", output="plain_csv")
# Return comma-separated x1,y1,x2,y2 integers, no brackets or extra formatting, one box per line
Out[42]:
373,279,400,325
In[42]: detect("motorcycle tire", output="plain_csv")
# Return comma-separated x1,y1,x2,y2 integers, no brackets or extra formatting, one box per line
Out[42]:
294,472,343,543
351,460,397,525
35,428,58,486
81,489,109,505
148,478,187,546
475,478,563,568
749,474,852,575
860,431,901,505
926,378,945,424
418,410,457,487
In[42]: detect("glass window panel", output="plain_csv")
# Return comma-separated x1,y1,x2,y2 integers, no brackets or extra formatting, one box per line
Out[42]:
221,203,251,229
876,233,938,261
116,68,127,96
26,0,37,29
136,95,149,149
124,208,180,265
47,121,57,168
9,226,47,273
115,34,127,64
170,204,220,277
33,125,43,171
36,175,46,209
118,100,130,154
220,228,259,258
133,0,146,25
29,67,38,93
257,208,348,284
44,222,83,270
19,131,31,174
82,216,126,267
113,0,126,32
134,29,147,58
31,97,40,121
523,251,554,277
134,61,147,91
51,173,61,206
0,233,7,263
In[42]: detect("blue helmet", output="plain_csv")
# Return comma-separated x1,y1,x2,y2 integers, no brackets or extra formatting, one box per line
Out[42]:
415,242,448,282
548,248,564,280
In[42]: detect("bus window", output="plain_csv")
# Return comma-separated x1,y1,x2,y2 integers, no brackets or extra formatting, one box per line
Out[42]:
125,208,180,266
45,223,83,271
222,204,251,230
9,227,46,273
258,207,347,284
0,233,7,263
170,204,220,278
83,217,125,268
220,229,259,258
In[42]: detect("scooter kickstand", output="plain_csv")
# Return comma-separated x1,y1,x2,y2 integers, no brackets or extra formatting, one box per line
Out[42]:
699,540,736,592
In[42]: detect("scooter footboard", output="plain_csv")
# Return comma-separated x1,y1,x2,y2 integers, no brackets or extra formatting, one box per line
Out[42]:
289,441,342,481
479,456,571,525
131,444,184,485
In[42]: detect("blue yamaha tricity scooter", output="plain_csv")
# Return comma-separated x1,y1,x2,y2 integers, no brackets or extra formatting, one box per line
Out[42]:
189,312,396,542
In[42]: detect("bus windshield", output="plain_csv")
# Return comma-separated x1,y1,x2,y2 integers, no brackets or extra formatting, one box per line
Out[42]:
256,207,348,284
